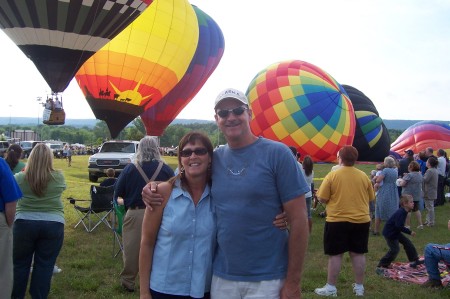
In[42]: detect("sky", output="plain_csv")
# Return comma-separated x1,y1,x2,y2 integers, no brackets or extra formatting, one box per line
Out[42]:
0,0,449,123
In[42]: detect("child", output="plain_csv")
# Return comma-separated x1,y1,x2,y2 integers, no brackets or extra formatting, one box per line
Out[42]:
372,163,384,193
376,194,424,274
100,168,117,187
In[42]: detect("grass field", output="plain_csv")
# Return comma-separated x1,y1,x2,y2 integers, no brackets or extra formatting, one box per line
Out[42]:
40,155,450,298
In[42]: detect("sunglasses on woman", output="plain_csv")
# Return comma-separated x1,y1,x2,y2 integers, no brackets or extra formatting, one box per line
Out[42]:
180,148,208,158
216,106,248,118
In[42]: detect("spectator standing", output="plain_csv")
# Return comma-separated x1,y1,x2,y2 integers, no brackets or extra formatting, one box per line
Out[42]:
66,145,72,167
115,136,174,292
314,146,375,297
12,144,66,298
139,132,214,299
209,89,309,299
416,150,428,175
302,155,314,233
5,144,25,174
399,161,424,229
142,88,310,299
0,158,23,298
373,156,399,235
436,149,448,206
423,157,439,227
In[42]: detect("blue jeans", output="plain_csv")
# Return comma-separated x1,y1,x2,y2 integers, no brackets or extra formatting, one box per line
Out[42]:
424,243,450,281
12,220,64,299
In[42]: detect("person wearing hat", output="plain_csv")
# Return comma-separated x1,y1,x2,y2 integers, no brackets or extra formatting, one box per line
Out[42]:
208,88,310,298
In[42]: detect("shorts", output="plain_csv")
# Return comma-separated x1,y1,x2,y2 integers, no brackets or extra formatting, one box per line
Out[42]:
211,275,283,299
305,196,312,219
412,201,419,212
323,221,370,255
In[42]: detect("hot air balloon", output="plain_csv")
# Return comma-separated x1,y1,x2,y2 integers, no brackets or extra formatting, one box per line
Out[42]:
246,60,355,162
75,0,199,138
390,121,450,156
342,85,390,162
0,0,151,93
141,5,225,136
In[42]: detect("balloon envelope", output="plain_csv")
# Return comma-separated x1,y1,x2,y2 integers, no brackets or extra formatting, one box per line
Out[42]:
246,60,355,162
342,85,390,162
390,120,450,156
141,5,225,136
75,0,199,138
0,0,151,93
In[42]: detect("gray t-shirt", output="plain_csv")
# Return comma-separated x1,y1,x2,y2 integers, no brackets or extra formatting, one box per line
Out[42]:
402,171,423,201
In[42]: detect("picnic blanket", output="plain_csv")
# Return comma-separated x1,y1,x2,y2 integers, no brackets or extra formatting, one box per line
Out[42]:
379,259,450,286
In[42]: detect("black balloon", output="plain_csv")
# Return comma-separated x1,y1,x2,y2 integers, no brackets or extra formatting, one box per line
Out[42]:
342,85,390,162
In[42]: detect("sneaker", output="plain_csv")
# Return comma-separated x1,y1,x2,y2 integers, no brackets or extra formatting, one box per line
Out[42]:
410,259,425,268
352,283,364,296
421,279,443,288
404,225,410,229
417,225,424,230
53,265,62,274
314,284,337,297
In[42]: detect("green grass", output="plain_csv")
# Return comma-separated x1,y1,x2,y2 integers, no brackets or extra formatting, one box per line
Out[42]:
42,156,450,298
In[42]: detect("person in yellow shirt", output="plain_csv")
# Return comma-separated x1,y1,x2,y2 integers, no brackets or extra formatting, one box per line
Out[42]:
314,146,375,297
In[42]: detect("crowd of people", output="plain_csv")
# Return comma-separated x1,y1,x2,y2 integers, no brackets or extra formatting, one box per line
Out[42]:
1,87,449,298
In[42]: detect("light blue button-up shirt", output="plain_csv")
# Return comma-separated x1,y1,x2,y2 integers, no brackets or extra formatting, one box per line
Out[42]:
149,180,215,297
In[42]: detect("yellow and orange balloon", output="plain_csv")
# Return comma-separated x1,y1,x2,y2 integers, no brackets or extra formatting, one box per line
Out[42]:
76,0,199,137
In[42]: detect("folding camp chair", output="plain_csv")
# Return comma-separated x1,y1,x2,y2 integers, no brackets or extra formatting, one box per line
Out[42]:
311,189,326,217
68,185,114,232
112,201,125,257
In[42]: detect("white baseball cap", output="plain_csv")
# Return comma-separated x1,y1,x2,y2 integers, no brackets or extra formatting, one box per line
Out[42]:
214,88,249,108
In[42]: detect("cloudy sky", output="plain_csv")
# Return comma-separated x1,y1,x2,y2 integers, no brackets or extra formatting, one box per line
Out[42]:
0,0,449,123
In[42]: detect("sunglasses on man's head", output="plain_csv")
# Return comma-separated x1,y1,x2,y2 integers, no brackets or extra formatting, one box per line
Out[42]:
180,148,208,158
216,106,248,118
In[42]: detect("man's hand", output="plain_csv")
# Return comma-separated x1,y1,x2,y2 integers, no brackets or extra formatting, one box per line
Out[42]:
280,282,301,299
141,182,164,211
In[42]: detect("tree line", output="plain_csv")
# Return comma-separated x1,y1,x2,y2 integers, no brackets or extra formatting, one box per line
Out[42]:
0,119,402,149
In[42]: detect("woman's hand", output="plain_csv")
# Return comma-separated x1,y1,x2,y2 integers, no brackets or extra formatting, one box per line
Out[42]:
273,211,289,230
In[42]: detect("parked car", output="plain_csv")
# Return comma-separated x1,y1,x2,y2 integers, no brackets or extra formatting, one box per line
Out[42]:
19,141,44,158
165,146,178,156
46,143,64,158
88,140,139,182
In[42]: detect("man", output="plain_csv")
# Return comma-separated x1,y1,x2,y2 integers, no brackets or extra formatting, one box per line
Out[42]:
399,149,414,177
421,219,450,288
314,146,375,297
0,158,23,298
435,149,447,206
143,88,310,298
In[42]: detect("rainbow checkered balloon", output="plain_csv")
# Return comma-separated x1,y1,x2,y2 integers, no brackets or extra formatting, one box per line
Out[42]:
246,60,356,162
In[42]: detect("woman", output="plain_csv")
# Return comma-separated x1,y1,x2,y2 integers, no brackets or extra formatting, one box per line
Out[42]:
302,155,314,233
115,136,174,292
422,157,438,227
373,156,399,235
12,143,66,298
399,161,424,229
5,144,25,174
314,146,375,297
139,131,214,299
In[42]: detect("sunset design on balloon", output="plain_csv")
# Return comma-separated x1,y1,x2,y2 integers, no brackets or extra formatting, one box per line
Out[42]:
75,0,200,138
